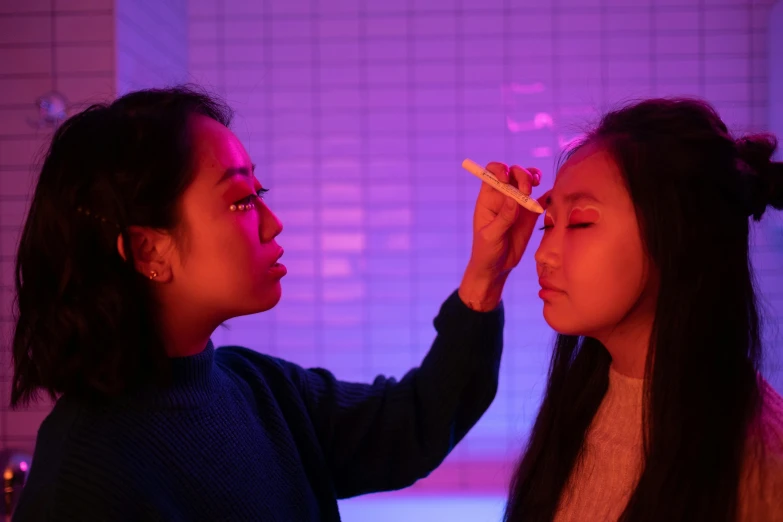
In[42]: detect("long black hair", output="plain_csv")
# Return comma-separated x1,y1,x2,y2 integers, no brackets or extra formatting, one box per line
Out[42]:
505,98,783,522
11,86,232,408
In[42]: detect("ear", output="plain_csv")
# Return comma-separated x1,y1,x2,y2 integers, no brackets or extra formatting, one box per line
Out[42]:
116,226,175,283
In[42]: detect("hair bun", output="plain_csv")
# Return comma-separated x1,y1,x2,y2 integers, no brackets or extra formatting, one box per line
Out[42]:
736,134,783,220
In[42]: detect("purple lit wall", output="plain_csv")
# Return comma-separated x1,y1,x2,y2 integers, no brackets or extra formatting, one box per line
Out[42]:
189,0,783,495
771,0,783,155
0,0,781,514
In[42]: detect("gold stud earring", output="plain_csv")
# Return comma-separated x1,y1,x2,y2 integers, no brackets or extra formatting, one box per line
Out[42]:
149,270,158,280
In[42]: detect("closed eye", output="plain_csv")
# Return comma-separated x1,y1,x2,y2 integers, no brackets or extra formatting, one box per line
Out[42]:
539,223,593,231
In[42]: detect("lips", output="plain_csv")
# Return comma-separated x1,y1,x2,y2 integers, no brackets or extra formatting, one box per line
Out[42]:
538,279,564,292
268,248,287,278
538,278,565,299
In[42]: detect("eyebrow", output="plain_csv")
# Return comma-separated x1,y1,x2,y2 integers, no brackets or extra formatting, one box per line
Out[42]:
216,164,256,185
546,191,602,206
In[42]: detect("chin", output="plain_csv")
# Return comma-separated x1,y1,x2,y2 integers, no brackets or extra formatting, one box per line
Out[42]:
256,281,282,312
229,282,282,317
542,305,588,337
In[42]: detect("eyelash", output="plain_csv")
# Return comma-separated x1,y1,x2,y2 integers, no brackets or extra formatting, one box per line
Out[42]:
231,188,269,212
539,223,594,231
243,188,268,202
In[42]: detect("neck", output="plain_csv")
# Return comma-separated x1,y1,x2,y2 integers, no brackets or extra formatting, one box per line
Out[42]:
156,296,218,358
596,315,652,379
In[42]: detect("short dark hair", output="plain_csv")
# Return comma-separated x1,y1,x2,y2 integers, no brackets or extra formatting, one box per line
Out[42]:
11,86,233,408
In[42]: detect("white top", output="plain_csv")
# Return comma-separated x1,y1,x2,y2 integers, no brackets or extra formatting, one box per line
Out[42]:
553,368,783,522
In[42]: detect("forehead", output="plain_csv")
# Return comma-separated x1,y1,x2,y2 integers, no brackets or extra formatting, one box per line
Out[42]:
190,114,251,179
553,142,625,201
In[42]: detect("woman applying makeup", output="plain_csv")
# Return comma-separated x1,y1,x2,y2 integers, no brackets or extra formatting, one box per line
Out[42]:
504,98,783,522
9,86,545,521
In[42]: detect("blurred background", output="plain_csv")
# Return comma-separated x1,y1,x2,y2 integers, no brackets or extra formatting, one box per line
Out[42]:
1,0,782,520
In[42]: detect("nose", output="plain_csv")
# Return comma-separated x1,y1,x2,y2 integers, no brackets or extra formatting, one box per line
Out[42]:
259,201,283,243
534,232,559,277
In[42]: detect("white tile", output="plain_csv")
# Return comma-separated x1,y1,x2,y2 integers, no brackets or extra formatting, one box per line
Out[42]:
189,43,220,66
0,14,52,45
605,10,651,32
0,170,36,198
654,34,699,55
705,7,751,30
460,13,504,36
606,35,651,56
318,18,360,39
412,14,458,37
654,81,702,98
223,0,264,15
53,0,112,11
705,81,752,103
315,0,359,13
55,43,114,74
56,76,115,107
606,60,652,82
7,410,51,438
223,42,265,65
189,0,218,17
704,56,751,78
55,13,114,43
705,32,750,55
189,19,218,41
0,108,40,137
365,16,408,37
0,77,53,105
414,38,458,61
0,259,15,287
0,199,28,229
0,47,52,75
655,8,700,31
655,58,702,80
0,0,49,14
268,0,311,15
556,35,601,57
365,0,409,13
558,12,602,33
269,18,310,41
0,137,48,167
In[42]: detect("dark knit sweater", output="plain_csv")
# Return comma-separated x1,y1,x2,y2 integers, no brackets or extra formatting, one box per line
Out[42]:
13,290,504,521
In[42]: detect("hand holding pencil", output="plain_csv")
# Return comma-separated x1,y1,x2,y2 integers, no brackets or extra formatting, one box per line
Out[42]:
458,159,546,310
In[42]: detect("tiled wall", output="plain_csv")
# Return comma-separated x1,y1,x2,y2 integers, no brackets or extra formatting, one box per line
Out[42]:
116,0,188,94
189,0,783,492
771,0,783,153
1,0,781,496
0,0,187,457
0,0,116,456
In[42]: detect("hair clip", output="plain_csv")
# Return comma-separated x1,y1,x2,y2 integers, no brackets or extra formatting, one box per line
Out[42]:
76,206,121,229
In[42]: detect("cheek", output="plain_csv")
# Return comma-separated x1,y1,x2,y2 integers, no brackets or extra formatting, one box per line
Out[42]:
561,229,648,327
179,217,259,280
